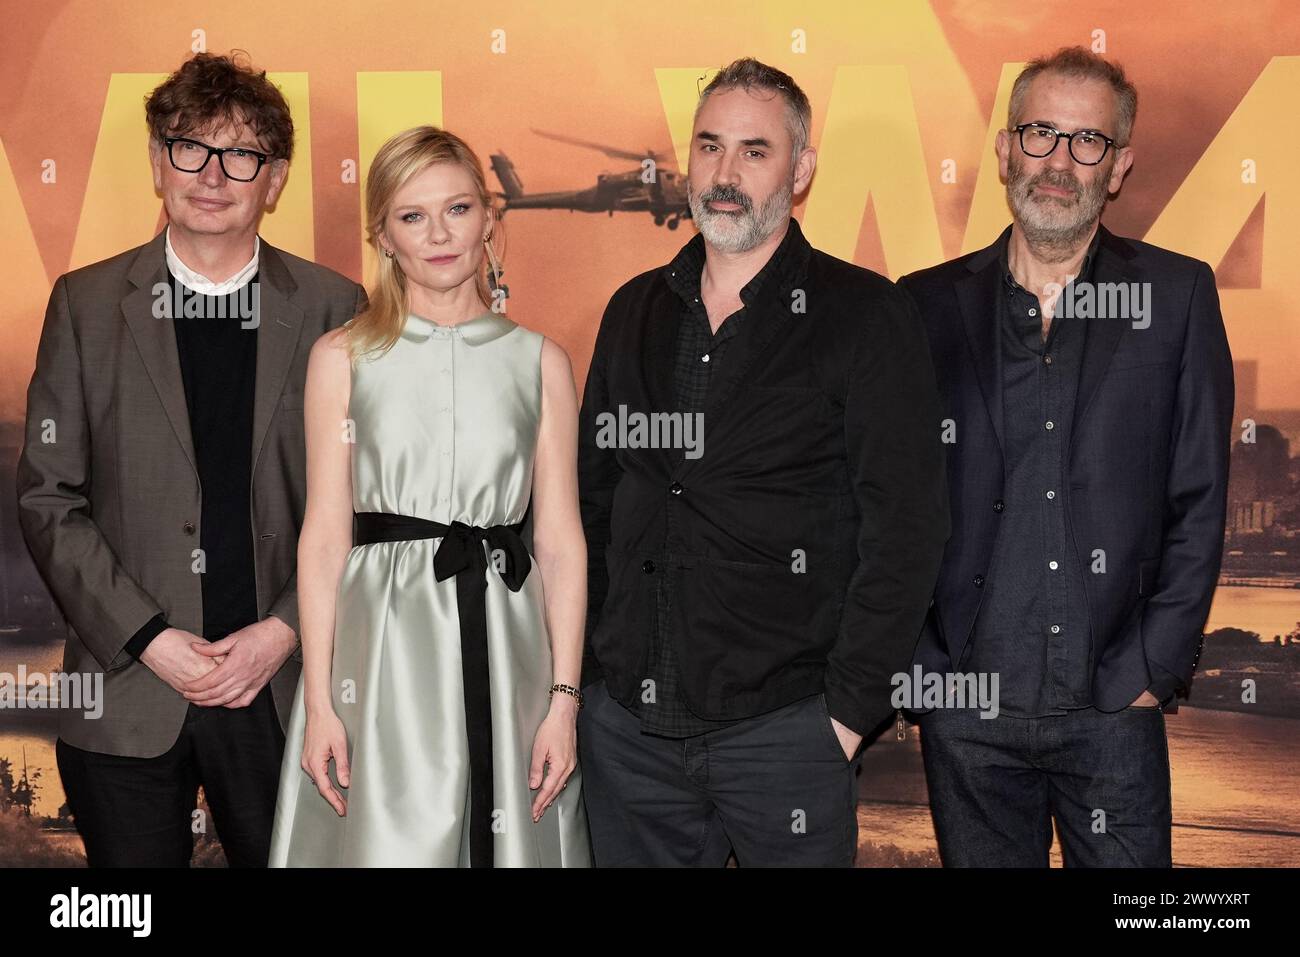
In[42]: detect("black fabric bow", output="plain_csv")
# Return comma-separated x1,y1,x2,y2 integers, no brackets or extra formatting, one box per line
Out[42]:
432,520,532,592
353,511,532,867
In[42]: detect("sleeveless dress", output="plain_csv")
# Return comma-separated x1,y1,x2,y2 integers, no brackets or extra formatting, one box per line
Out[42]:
268,309,592,867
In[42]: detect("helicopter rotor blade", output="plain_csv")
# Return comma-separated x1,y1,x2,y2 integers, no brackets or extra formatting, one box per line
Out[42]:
530,128,671,164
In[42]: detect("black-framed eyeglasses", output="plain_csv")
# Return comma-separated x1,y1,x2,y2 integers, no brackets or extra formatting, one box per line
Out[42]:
1013,123,1118,166
163,136,270,182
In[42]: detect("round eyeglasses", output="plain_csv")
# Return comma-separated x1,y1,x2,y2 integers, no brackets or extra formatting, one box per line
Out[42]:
163,136,270,182
1013,123,1118,166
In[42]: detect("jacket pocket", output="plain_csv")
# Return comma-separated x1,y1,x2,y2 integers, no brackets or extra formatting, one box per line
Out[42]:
593,546,656,671
672,556,838,700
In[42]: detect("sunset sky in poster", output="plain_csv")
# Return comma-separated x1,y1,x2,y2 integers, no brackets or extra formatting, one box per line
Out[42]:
1,0,1297,416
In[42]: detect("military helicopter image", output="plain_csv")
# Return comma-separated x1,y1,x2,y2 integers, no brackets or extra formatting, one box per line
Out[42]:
489,128,692,229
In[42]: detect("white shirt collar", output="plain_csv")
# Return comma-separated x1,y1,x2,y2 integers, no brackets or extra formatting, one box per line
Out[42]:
164,225,260,295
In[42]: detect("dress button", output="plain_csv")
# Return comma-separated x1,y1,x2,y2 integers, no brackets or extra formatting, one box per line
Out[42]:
992,499,1004,513
1044,355,1053,365
1029,308,1037,317
1050,624,1061,635
1045,420,1054,430
1049,560,1059,570
183,521,195,535
1045,490,1056,500
701,354,710,363
972,575,984,588
642,560,656,574
669,482,683,495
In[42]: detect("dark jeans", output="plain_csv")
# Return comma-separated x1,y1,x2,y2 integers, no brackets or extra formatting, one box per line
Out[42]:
577,678,860,866
56,684,286,867
918,703,1172,867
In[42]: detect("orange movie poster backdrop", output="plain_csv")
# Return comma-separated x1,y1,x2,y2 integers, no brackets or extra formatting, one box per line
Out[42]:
1,0,1298,866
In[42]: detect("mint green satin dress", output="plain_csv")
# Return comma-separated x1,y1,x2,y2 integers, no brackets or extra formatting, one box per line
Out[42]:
268,310,592,867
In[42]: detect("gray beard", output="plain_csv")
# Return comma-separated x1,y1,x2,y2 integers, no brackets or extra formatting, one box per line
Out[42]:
1007,156,1110,261
689,180,793,254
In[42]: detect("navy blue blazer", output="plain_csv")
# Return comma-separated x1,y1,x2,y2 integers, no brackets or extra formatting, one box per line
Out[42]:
899,224,1234,712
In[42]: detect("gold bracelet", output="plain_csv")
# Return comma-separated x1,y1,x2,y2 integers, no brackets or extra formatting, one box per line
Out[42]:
549,683,583,709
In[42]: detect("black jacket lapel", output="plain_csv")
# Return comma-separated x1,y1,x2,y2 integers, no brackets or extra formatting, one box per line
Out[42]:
955,226,1010,456
1065,225,1136,463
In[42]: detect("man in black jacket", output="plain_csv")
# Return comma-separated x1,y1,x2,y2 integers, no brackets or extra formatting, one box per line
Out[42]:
576,58,950,866
901,47,1233,867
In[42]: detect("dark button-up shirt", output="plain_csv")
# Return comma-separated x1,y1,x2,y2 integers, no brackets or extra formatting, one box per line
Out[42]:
963,236,1097,717
620,223,801,736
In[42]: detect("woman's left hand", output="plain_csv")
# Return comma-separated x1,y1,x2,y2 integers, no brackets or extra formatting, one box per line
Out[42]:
529,695,579,821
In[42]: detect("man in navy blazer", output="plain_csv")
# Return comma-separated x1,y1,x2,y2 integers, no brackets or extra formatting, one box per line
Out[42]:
900,47,1233,867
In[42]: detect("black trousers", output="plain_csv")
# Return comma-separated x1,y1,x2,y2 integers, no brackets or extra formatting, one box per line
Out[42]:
918,703,1173,867
56,684,286,867
577,678,861,866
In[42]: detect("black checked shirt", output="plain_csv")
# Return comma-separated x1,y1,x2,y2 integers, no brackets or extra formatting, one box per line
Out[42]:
620,225,799,736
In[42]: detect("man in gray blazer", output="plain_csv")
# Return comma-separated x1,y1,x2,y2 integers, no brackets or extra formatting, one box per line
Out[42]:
15,51,365,866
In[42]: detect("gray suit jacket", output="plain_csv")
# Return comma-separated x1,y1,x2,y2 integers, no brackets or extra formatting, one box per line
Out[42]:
16,229,366,757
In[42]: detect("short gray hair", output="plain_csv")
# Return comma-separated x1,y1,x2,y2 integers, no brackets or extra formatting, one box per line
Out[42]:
695,57,812,168
1008,46,1138,147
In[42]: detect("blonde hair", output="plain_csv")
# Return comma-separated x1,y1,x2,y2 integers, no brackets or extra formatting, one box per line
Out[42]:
345,125,504,361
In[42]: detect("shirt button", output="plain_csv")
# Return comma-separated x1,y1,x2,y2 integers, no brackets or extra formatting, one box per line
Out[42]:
1029,308,1037,317
669,482,683,495
1045,420,1055,430
1050,624,1061,635
183,521,195,535
701,354,710,363
1044,355,1053,365
992,500,1004,513
1046,490,1056,500
972,575,985,588
642,560,656,574
1049,560,1059,570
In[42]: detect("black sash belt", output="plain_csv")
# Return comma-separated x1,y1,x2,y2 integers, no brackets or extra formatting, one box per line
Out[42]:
353,511,531,868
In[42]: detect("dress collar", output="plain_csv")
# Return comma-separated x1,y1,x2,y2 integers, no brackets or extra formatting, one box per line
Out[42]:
165,224,260,295
400,309,517,346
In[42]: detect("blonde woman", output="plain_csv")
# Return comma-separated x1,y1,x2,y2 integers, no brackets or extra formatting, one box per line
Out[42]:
269,126,592,866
